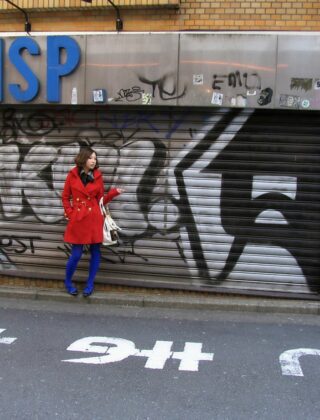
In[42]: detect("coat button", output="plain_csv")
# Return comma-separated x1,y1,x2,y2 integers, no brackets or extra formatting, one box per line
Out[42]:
89,208,92,211
76,198,80,201
87,197,91,200
77,208,80,211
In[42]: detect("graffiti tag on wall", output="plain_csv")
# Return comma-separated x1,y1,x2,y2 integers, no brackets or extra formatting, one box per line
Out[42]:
0,107,319,294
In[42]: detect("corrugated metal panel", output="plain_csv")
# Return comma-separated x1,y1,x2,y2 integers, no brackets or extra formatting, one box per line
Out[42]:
0,105,319,298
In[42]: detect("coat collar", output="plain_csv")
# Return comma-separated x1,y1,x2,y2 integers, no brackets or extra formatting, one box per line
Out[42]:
70,166,102,194
70,166,101,179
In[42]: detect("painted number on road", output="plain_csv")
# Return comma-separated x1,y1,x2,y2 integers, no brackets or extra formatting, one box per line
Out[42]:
62,336,214,372
279,348,320,377
0,328,17,345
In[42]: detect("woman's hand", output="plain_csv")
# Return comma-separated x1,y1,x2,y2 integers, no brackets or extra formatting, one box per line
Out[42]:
116,188,125,194
64,209,74,221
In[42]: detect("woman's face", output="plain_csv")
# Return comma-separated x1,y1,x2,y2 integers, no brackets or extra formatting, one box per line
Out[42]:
85,152,97,172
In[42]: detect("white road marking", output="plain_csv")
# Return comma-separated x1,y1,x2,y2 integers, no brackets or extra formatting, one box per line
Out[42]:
0,328,17,345
62,336,139,365
172,342,214,371
279,348,320,376
137,340,173,369
62,336,214,372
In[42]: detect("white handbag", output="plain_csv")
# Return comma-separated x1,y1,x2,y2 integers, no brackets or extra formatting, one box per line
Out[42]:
99,197,122,246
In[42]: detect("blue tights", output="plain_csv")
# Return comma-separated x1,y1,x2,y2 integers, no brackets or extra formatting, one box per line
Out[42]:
65,244,101,292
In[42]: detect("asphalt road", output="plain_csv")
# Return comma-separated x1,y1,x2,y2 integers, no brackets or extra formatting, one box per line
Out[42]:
0,297,319,420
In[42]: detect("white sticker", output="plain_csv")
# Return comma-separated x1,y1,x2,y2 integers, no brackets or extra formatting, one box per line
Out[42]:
142,93,152,105
231,95,247,107
279,94,300,108
211,92,223,106
193,74,204,85
71,87,77,105
92,89,106,103
236,95,247,107
247,90,257,96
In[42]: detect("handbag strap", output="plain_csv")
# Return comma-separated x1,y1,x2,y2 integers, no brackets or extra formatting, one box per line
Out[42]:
99,197,122,231
99,197,108,217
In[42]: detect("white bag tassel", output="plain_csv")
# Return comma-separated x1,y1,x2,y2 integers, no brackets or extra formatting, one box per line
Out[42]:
99,197,122,246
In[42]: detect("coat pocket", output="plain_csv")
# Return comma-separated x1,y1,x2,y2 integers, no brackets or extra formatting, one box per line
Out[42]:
68,209,76,222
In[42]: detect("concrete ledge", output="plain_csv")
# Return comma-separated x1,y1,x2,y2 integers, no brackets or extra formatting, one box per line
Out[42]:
0,287,36,300
0,285,319,315
140,294,320,315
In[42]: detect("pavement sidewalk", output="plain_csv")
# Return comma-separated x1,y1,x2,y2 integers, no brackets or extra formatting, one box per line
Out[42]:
0,284,319,315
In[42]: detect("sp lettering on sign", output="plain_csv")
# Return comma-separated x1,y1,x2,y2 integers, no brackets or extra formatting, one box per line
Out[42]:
0,36,80,103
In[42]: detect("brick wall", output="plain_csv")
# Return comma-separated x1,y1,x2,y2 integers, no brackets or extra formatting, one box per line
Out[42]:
0,0,319,32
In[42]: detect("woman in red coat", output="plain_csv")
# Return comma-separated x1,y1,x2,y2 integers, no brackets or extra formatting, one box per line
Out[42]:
62,147,123,297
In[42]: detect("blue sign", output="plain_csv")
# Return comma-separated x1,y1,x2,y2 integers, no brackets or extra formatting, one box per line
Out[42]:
47,36,80,103
9,38,40,102
0,35,80,103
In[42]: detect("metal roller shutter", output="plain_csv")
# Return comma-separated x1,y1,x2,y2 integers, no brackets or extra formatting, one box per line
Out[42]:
0,105,319,298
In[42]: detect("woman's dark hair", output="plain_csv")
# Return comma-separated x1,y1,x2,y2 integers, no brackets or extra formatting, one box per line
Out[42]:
75,147,99,169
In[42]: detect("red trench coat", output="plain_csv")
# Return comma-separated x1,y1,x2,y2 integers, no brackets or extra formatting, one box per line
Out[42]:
62,167,119,244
